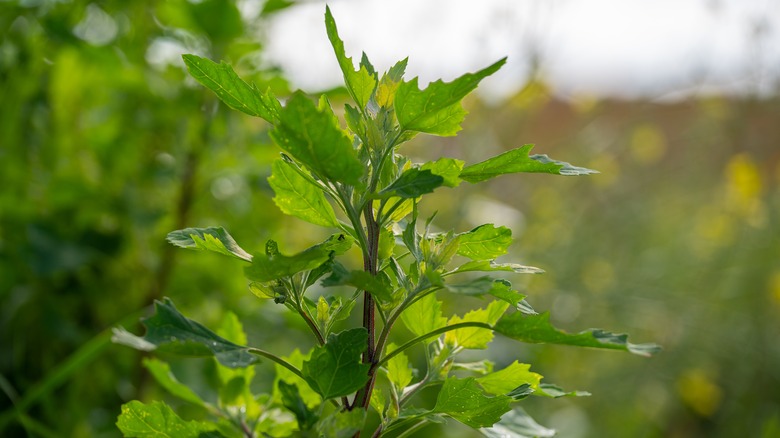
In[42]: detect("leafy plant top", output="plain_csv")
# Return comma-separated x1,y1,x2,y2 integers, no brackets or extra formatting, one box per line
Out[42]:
114,6,658,438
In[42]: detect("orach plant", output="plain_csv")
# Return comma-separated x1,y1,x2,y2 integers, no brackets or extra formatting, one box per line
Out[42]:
114,7,659,438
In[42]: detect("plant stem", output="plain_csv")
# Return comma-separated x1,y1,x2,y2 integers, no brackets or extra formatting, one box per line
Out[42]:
354,203,380,413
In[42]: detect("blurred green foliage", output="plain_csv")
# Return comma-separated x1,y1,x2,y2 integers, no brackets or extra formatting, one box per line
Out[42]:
1,1,778,437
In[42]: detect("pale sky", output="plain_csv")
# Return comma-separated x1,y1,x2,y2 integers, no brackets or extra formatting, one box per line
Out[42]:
260,0,780,101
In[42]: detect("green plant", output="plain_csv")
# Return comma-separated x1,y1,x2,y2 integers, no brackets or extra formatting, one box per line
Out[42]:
113,7,659,437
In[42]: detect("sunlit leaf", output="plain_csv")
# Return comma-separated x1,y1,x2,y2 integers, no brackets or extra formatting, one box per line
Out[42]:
325,7,376,109
457,224,512,261
420,157,465,187
270,92,363,186
433,377,512,428
117,400,223,438
395,58,506,136
386,342,413,391
182,54,280,123
460,144,598,183
274,349,321,408
245,234,352,282
376,58,408,108
480,408,555,438
302,328,370,399
268,159,340,227
476,361,542,396
400,293,446,339
112,298,259,368
451,260,544,275
445,301,508,349
166,227,252,262
494,312,662,357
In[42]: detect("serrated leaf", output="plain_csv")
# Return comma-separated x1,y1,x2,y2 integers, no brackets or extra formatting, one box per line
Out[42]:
395,58,506,136
480,408,556,438
321,263,394,303
268,159,339,227
420,157,465,187
460,144,598,183
494,312,662,357
445,301,508,349
451,260,544,275
386,342,413,391
457,224,512,261
143,358,208,408
278,381,318,431
245,234,352,283
167,227,252,262
325,7,376,109
446,278,529,310
476,361,542,396
270,92,363,186
117,400,223,438
400,293,446,339
315,408,367,438
182,54,280,123
112,298,259,368
302,328,370,399
379,168,444,199
433,377,512,428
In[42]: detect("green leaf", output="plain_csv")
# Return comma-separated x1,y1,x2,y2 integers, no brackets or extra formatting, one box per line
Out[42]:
325,7,377,109
451,260,544,275
268,159,339,227
433,377,512,428
480,408,555,438
302,328,370,399
278,381,318,431
420,158,465,187
274,349,322,408
494,312,662,357
182,54,280,123
166,227,252,262
395,58,506,136
376,58,408,108
476,361,542,396
400,293,446,338
112,298,259,368
270,92,363,185
460,144,598,183
315,408,367,438
321,264,394,303
457,224,512,261
215,313,259,413
445,278,530,311
245,234,352,283
536,383,590,398
386,342,413,391
379,168,444,199
117,400,223,438
445,301,508,350
143,358,208,408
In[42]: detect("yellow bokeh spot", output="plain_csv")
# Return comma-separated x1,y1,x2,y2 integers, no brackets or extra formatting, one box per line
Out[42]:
677,369,723,417
630,124,667,166
724,154,766,227
581,258,615,294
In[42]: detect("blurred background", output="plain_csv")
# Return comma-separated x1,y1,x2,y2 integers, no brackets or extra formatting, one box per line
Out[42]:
1,0,778,437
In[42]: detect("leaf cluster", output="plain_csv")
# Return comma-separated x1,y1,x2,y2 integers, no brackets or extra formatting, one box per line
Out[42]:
114,6,658,438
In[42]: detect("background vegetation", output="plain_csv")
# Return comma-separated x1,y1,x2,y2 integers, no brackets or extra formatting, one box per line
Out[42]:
1,1,778,437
